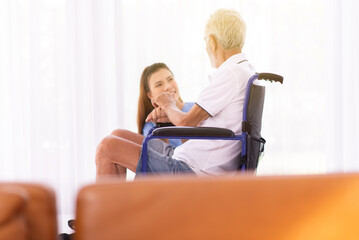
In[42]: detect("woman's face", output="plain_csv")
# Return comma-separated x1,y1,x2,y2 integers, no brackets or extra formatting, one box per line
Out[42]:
147,68,180,101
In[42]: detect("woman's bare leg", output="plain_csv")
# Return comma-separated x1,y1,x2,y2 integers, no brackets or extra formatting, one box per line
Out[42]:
107,129,144,175
96,131,144,181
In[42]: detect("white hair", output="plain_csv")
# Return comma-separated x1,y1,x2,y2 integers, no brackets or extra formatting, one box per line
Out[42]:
205,9,246,50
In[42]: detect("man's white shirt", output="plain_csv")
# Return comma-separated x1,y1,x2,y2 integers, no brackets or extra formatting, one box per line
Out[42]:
172,53,255,175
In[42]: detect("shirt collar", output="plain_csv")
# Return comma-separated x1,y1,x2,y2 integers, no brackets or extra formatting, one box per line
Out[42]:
208,53,247,81
218,52,247,71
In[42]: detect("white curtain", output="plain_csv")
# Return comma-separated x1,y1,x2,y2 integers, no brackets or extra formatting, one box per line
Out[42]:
0,0,358,233
0,0,123,231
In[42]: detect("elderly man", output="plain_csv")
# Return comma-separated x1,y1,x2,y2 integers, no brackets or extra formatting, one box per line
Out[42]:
96,9,255,179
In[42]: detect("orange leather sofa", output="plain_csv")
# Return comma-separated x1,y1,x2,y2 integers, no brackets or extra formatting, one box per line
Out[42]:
0,183,57,240
75,173,359,240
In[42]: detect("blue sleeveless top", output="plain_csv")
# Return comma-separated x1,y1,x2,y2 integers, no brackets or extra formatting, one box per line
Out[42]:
142,102,194,147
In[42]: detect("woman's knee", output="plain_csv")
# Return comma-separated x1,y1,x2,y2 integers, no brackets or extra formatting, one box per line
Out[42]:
96,136,117,165
111,128,130,138
110,129,143,145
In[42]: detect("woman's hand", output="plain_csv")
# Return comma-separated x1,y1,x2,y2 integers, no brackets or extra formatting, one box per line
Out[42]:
146,107,170,123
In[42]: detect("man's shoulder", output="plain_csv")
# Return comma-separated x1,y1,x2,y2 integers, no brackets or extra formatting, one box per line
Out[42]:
210,64,250,85
220,60,255,80
210,66,237,82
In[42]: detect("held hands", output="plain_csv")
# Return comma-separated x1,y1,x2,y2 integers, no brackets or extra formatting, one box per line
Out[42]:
151,92,175,109
145,107,170,123
146,92,175,123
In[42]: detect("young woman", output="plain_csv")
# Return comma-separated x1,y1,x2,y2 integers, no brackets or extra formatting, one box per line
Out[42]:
137,62,194,147
96,63,195,180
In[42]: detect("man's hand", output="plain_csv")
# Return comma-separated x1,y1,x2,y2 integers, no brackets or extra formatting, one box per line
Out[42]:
146,107,170,123
146,92,176,123
152,92,176,110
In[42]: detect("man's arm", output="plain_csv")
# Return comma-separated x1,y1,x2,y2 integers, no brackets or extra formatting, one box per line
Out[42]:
164,103,210,127
146,93,210,127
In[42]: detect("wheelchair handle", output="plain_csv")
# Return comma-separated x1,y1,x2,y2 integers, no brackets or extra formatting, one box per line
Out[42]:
257,73,283,84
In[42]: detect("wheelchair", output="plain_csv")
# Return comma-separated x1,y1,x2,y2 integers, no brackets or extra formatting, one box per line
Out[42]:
140,73,283,174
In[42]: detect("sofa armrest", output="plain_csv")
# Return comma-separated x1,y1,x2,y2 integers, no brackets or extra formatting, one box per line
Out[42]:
0,183,57,240
0,186,27,240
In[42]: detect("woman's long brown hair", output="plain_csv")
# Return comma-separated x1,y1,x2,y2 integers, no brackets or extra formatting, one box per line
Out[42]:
137,63,180,134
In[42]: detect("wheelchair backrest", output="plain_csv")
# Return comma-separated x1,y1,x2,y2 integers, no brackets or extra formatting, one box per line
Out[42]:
244,83,266,170
247,84,265,140
240,73,283,171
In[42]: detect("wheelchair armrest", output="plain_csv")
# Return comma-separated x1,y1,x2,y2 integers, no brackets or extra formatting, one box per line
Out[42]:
152,127,235,137
156,122,175,128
